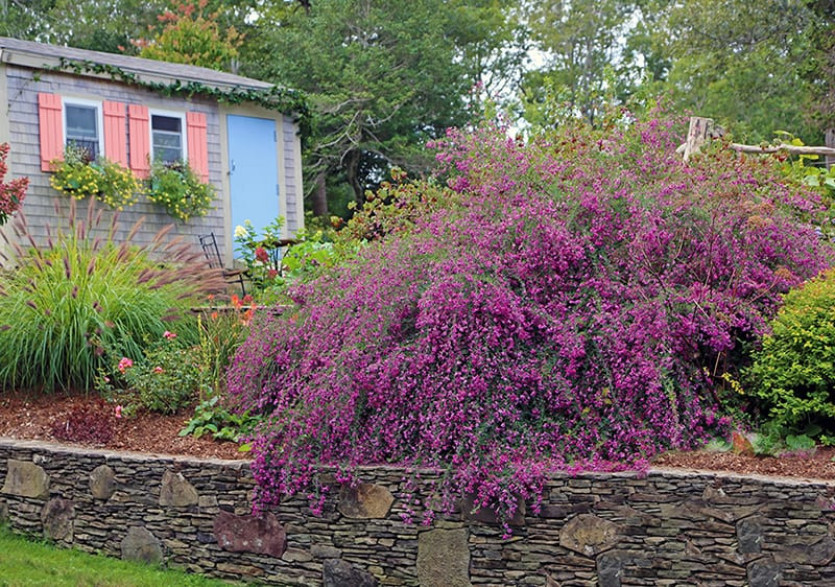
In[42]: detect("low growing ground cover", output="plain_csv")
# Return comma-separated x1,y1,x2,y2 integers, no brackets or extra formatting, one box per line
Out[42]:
0,525,242,587
229,115,833,531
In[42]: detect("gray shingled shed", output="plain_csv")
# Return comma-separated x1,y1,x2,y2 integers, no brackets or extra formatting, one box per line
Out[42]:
0,37,304,263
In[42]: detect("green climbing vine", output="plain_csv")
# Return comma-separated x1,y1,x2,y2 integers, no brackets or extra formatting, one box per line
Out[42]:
51,58,312,138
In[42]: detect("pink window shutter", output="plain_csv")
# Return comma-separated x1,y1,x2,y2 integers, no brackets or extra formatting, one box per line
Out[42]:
128,105,151,178
102,101,128,166
38,93,64,171
186,112,209,182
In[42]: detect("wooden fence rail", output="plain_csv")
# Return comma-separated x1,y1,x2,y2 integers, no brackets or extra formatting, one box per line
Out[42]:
678,116,835,162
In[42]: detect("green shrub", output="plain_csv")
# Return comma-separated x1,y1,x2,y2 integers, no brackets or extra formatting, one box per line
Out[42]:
747,268,835,427
0,199,224,392
108,332,206,414
147,160,215,222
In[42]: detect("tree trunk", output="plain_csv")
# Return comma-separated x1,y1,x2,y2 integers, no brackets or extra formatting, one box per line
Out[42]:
311,172,328,218
344,149,364,206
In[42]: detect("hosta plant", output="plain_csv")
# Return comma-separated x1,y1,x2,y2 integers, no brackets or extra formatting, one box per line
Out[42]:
0,199,224,392
229,116,832,532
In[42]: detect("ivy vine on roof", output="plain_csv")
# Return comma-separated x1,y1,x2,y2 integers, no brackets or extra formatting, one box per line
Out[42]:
51,58,312,138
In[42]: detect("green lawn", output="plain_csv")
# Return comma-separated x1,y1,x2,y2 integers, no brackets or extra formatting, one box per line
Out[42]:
0,526,244,587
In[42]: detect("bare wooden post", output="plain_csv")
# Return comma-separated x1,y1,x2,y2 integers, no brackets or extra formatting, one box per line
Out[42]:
683,117,714,162
826,128,835,169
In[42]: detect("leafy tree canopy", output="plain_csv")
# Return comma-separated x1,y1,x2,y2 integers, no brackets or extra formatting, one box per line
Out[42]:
241,0,525,214
133,0,243,71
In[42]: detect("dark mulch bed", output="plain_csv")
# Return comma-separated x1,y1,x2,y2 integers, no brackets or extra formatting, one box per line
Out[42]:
0,390,248,461
2,390,834,480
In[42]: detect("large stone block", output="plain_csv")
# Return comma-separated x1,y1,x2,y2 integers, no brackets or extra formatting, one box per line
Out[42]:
1,460,49,499
89,465,116,500
460,494,526,527
213,510,287,558
121,526,163,565
322,559,378,587
41,498,74,542
597,553,623,587
417,528,471,587
338,483,394,519
559,514,621,557
159,470,199,507
736,516,763,554
809,536,835,566
747,560,782,587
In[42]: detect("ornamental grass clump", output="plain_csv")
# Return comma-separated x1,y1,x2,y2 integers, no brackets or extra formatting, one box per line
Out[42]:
229,116,832,531
0,199,225,392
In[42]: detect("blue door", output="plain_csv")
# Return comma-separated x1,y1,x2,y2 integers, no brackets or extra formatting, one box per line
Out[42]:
227,115,279,254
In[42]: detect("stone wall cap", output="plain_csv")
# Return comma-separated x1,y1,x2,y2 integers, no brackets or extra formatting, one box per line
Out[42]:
0,437,250,469
647,465,835,488
1,437,834,488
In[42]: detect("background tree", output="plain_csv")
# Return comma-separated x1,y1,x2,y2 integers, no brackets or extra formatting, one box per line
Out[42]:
132,0,243,71
521,0,638,128
652,0,823,142
0,0,167,53
243,0,524,217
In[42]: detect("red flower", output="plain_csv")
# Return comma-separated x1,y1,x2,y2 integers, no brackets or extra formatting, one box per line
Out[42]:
255,247,269,263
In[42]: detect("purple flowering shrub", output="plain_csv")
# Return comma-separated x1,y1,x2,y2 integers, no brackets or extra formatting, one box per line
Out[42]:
229,117,832,530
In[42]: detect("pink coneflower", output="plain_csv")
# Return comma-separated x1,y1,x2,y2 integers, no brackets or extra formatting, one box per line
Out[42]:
163,330,177,340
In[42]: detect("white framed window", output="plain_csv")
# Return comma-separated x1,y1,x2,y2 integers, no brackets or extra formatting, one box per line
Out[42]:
63,98,103,161
149,110,187,164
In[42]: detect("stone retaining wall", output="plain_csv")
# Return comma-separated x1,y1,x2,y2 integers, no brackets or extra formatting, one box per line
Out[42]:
2,437,835,586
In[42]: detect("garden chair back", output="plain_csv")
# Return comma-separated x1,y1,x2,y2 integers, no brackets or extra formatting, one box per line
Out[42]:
198,232,247,297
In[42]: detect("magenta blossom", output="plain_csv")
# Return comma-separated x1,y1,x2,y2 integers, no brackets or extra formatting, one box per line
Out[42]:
117,357,133,373
230,116,833,531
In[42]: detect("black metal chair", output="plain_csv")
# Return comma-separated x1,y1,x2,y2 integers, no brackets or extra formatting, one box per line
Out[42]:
198,232,247,297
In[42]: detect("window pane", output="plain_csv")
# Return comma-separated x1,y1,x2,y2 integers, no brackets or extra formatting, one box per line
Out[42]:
156,147,181,164
151,115,184,163
153,131,182,149
66,105,97,139
152,115,182,133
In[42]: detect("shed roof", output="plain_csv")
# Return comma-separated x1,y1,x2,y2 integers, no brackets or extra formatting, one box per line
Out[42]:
0,36,273,92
